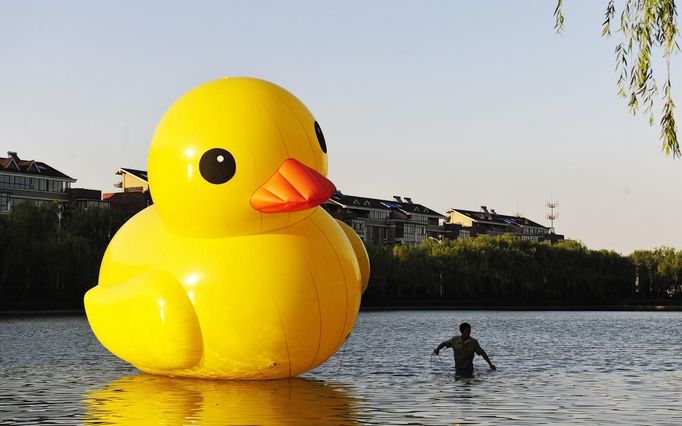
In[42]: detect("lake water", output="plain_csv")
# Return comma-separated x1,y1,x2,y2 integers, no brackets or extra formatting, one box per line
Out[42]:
1,311,681,424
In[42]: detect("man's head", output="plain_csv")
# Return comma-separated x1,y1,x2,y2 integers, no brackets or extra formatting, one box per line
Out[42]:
459,322,471,339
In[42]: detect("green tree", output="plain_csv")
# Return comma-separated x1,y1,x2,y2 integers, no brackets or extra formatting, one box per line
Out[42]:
555,0,679,157
629,247,682,296
655,247,682,286
0,203,128,309
362,235,637,306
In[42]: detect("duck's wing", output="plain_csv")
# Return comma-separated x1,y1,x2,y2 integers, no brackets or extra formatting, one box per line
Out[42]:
335,219,370,294
84,269,203,371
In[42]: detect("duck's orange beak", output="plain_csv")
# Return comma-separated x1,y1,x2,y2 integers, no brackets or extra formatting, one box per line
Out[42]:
250,158,336,213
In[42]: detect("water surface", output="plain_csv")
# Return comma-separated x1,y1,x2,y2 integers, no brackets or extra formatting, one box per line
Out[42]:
1,311,681,424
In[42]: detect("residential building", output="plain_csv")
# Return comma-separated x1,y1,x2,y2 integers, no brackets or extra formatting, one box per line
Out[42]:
68,188,108,210
103,168,152,216
113,168,149,193
323,192,445,245
0,151,105,213
99,166,565,246
444,205,564,243
103,172,447,245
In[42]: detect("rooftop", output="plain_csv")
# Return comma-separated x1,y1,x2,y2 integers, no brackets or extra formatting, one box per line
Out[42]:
329,192,445,217
0,151,75,181
448,207,547,229
116,167,148,182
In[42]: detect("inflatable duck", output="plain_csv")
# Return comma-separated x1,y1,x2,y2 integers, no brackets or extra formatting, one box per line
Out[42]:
84,78,369,379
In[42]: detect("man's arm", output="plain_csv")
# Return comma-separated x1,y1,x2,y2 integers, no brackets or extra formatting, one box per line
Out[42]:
474,341,496,370
432,339,452,355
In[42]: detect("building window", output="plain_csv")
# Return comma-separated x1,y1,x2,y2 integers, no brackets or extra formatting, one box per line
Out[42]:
396,223,404,239
0,193,9,212
415,225,426,241
11,176,28,190
76,200,109,209
351,219,365,236
0,175,62,192
459,229,470,238
403,223,416,240
369,210,387,221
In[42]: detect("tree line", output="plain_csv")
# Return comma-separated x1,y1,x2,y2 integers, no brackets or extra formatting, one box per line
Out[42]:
363,235,682,306
0,203,129,309
0,203,680,309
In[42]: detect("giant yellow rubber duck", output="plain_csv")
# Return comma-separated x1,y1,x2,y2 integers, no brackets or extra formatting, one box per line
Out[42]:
84,77,369,379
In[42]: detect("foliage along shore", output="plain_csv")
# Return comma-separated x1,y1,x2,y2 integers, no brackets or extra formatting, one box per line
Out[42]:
0,203,680,311
363,237,681,306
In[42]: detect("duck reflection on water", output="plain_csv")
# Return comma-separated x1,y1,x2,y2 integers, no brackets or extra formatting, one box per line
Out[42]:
83,374,360,425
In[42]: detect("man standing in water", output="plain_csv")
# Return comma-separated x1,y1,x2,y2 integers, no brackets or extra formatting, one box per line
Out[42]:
432,322,496,377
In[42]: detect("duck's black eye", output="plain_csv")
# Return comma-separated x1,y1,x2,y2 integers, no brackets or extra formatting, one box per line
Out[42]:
314,121,327,153
199,148,236,184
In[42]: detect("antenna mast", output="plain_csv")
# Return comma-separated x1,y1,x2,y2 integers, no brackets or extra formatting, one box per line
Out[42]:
545,197,559,234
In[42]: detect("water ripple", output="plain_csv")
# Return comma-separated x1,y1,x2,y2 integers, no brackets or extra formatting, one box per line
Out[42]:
1,311,681,424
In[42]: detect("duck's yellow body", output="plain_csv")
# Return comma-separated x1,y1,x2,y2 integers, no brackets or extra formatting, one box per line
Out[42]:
84,78,369,379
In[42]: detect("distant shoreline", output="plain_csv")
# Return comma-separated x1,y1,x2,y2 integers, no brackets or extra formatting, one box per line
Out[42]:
0,309,85,316
361,304,682,312
2,305,681,316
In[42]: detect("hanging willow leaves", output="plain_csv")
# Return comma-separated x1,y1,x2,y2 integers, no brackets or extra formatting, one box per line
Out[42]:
555,0,679,157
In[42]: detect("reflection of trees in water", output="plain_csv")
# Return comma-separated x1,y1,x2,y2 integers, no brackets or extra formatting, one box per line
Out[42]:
83,374,360,425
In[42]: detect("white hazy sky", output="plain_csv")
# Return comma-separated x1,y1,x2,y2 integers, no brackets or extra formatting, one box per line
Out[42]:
1,1,680,254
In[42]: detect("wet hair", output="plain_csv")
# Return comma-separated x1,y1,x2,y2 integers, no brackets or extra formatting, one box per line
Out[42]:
459,322,471,332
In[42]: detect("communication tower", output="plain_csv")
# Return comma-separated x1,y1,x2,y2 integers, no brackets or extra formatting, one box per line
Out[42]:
545,198,559,234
